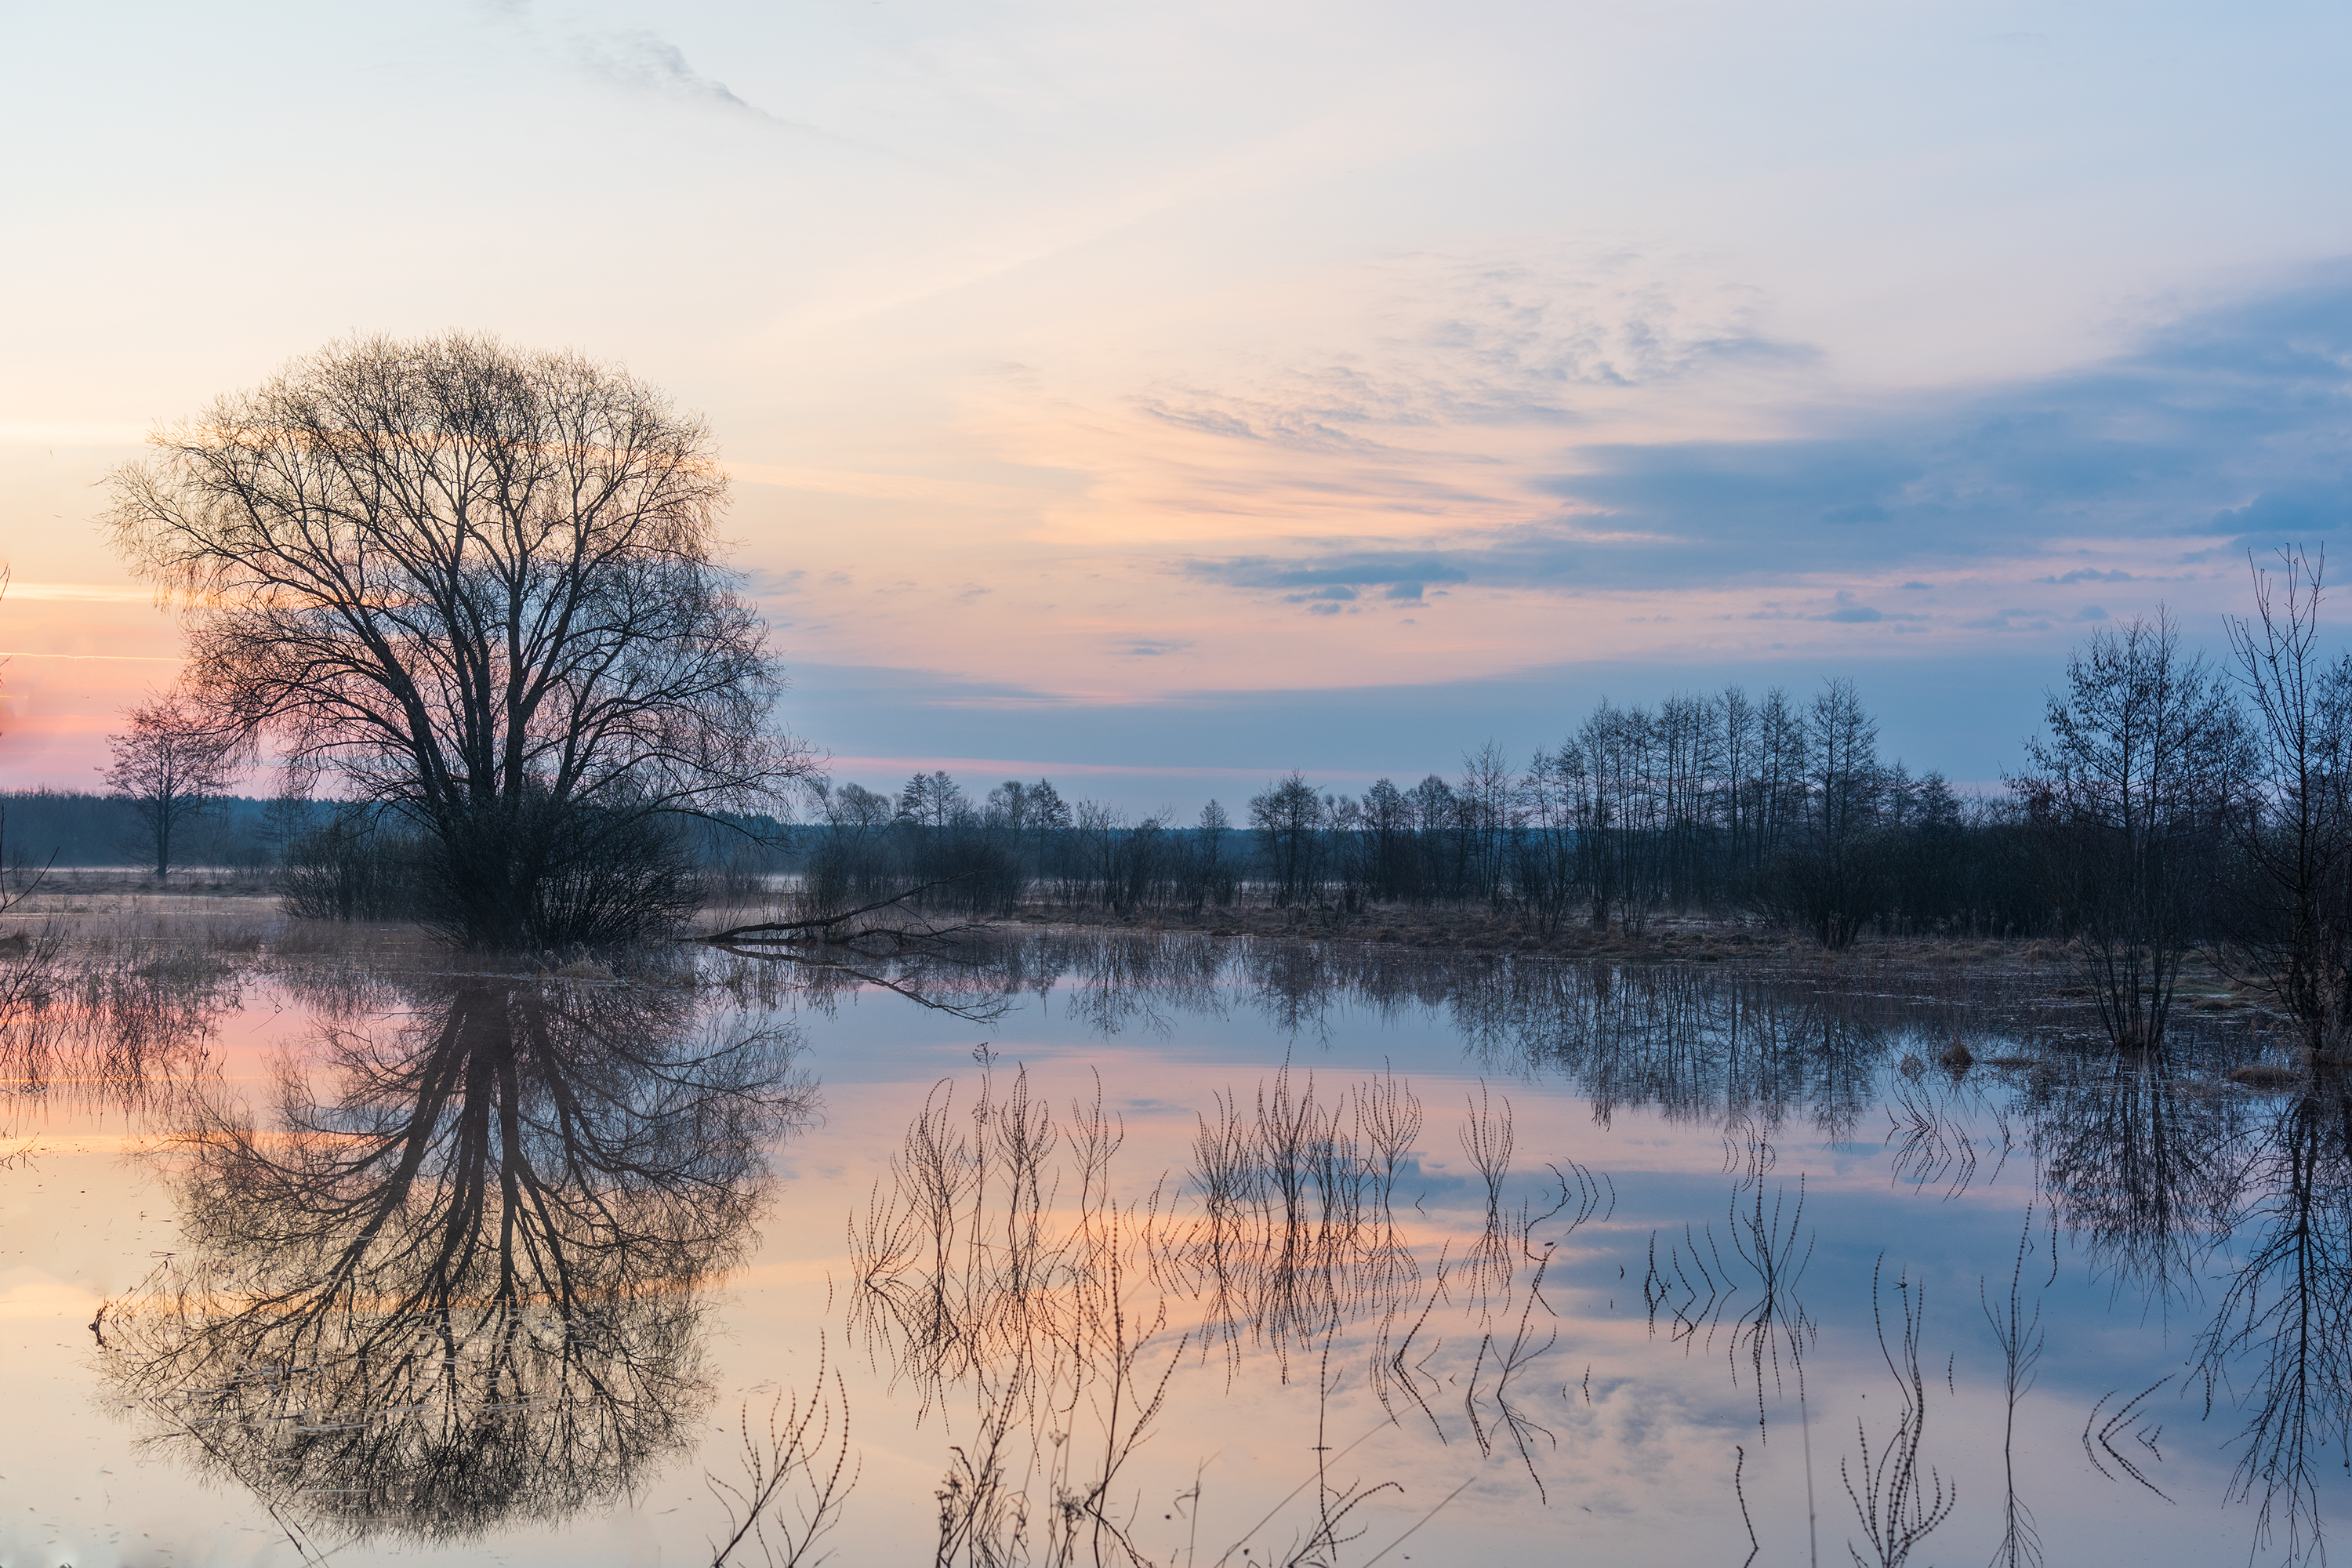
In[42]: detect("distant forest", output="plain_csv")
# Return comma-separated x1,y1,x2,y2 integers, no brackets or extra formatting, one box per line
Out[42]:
800,676,2035,943
0,790,796,880
1,790,301,871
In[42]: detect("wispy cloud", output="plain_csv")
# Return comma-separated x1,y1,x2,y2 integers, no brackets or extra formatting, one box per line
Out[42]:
488,7,832,135
1140,249,1810,453
1174,270,2352,601
1809,591,1924,624
0,583,156,603
2039,568,2136,584
572,30,755,111
1189,553,1471,592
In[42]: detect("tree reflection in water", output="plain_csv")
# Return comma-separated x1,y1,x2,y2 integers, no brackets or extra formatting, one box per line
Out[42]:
2192,1065,2352,1566
100,976,812,1546
2,946,241,1140
833,930,2009,1138
2032,1052,2243,1313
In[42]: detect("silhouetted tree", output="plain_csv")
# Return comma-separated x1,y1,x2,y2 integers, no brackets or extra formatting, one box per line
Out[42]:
898,771,969,828
2227,548,2352,1057
104,334,811,946
1750,681,1887,948
1250,772,1322,906
1189,798,1235,910
2016,615,2245,1050
102,696,241,878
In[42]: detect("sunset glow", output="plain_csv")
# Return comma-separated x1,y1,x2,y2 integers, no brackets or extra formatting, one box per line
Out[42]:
5,0,2348,806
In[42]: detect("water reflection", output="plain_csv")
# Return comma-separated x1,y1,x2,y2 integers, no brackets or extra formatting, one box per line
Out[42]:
100,976,811,1545
834,931,2053,1135
1,946,241,1135
2033,1054,2243,1312
812,933,2352,1562
20,926,2350,1562
848,1055,1621,1551
1642,1129,1817,1441
848,1062,1195,1560
2193,1065,2352,1565
1161,1065,1427,1378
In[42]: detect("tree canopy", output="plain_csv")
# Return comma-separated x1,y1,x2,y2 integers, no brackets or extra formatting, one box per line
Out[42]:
106,334,811,945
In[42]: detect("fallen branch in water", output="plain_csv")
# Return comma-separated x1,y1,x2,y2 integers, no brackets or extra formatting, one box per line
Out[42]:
706,947,1013,1023
699,875,981,946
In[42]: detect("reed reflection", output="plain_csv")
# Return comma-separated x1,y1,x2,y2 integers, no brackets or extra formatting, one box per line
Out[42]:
1,943,240,1134
1165,1065,1428,1380
100,976,811,1544
850,1054,1610,1551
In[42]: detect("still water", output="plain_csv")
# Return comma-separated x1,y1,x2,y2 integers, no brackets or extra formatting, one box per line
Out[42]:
1,921,2339,1566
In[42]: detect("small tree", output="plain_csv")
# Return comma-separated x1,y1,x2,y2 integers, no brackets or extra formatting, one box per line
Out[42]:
1249,772,1322,907
102,697,239,878
2225,547,2352,1056
1759,680,1887,948
1190,798,1233,912
2016,614,2245,1051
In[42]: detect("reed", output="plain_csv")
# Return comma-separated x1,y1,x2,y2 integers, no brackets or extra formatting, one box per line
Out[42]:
858,1056,1605,1563
1839,1258,1954,1568
1460,1080,1516,1293
707,1334,858,1568
1979,1208,2052,1568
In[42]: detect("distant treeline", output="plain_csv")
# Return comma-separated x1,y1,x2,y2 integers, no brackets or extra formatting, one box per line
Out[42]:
804,677,2042,941
0,671,2148,946
18,587,2339,993
0,790,303,869
0,790,795,883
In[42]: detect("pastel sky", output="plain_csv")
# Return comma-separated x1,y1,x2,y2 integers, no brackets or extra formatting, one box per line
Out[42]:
5,0,2350,813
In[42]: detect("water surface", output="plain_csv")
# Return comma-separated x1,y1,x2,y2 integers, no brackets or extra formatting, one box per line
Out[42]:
1,923,2336,1566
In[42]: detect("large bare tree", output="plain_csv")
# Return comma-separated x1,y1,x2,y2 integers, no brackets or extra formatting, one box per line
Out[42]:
105,334,810,945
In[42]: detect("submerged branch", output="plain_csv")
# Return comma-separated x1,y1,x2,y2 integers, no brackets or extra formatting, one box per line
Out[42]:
699,875,982,946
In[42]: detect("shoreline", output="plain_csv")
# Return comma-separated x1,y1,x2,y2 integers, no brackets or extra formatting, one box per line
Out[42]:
0,872,2270,1020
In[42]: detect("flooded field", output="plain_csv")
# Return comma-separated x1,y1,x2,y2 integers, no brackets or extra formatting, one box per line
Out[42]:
2,909,2341,1566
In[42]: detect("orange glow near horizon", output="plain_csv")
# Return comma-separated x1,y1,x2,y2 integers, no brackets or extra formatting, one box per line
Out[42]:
4,0,2346,793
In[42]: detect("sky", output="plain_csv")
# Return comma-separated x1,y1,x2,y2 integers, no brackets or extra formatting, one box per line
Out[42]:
3,0,2350,815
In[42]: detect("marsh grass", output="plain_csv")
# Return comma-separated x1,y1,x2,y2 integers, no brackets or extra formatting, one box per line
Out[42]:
849,1061,1196,1565
851,1056,1613,1564
1160,1065,1414,1382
